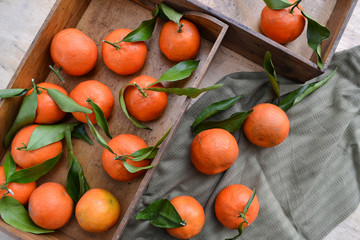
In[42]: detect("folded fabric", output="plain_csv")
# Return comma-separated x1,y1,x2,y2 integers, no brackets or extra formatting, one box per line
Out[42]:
121,46,360,240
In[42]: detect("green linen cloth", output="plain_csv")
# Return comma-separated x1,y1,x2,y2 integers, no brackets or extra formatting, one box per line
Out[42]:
121,46,360,240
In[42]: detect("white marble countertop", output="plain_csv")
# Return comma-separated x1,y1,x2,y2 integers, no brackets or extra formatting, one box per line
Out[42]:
0,0,360,239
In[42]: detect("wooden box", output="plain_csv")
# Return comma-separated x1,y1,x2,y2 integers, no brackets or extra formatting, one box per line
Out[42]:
0,0,228,239
0,0,356,239
135,0,357,82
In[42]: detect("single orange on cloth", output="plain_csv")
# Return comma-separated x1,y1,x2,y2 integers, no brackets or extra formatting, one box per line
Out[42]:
0,166,36,205
243,103,290,148
101,134,150,181
75,188,120,233
10,124,63,169
28,182,73,230
69,80,114,124
124,75,168,122
102,28,147,75
159,19,201,62
260,0,306,44
191,128,239,175
166,196,205,239
50,28,98,76
215,184,259,229
26,82,68,124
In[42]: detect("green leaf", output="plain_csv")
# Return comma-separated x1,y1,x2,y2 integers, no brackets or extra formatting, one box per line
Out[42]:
264,51,280,103
159,3,183,24
278,68,336,111
301,10,331,69
26,123,78,151
0,88,29,99
130,126,172,161
3,153,16,182
243,188,257,214
5,152,62,184
154,60,200,85
122,14,158,42
123,162,155,173
191,95,244,130
4,89,38,148
46,88,92,114
194,110,253,134
225,222,244,240
148,84,223,98
85,114,116,155
136,199,186,228
71,122,93,145
0,197,54,234
87,99,112,139
65,128,90,203
263,0,293,9
119,86,151,130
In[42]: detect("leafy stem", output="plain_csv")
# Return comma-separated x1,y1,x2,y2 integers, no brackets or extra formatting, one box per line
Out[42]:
103,40,121,50
289,0,302,14
1,188,14,198
178,23,184,33
14,143,27,151
31,79,41,95
49,65,65,83
238,188,256,224
134,82,147,98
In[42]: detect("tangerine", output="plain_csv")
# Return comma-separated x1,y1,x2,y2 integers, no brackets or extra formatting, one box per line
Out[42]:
69,80,114,124
101,134,150,181
26,82,68,124
243,103,290,147
10,124,63,169
159,19,201,62
260,0,306,44
124,75,168,122
28,182,73,230
102,29,147,75
166,196,205,239
191,128,239,175
75,188,120,233
50,28,98,76
0,166,36,205
215,184,259,229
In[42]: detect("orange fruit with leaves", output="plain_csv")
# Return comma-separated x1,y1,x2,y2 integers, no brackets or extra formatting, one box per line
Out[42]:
26,82,68,124
166,196,205,239
243,103,290,147
10,124,63,169
215,184,259,229
50,28,98,76
260,0,306,44
28,182,73,230
0,166,36,205
159,19,201,62
102,29,147,75
69,80,114,124
101,134,150,181
124,75,168,122
75,188,120,233
191,128,239,175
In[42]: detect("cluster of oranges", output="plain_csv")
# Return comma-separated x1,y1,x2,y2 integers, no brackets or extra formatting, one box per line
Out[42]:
1,4,203,236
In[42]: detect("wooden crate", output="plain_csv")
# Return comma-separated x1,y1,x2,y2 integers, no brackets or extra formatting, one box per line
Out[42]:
134,0,357,82
0,0,228,239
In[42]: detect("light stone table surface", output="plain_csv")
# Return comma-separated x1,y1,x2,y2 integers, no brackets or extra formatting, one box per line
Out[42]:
0,0,359,240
